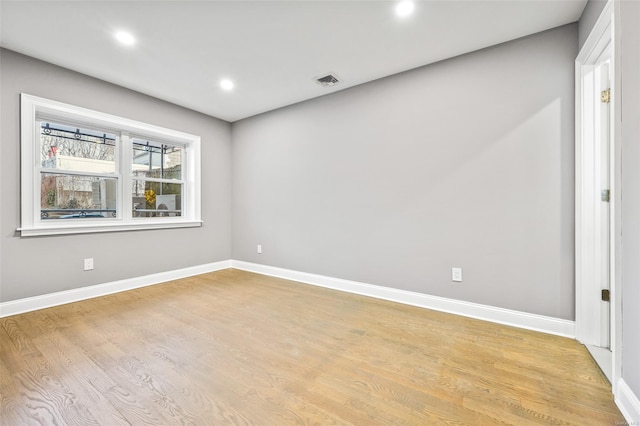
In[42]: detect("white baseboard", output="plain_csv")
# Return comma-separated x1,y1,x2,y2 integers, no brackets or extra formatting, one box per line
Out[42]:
0,259,576,339
0,260,232,318
616,379,640,424
231,260,576,338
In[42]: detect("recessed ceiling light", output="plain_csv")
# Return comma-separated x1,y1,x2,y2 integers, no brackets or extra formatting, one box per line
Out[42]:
395,1,415,17
220,79,234,91
114,31,135,46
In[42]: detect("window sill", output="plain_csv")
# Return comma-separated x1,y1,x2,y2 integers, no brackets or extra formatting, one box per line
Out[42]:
18,220,203,237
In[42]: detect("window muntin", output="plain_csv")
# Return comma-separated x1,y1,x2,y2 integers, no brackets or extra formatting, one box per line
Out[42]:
38,122,118,221
132,138,182,180
40,122,116,173
131,138,184,218
20,94,202,236
40,174,117,220
132,182,183,218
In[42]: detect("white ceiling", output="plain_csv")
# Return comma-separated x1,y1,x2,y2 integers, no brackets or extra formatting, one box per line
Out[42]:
1,1,586,122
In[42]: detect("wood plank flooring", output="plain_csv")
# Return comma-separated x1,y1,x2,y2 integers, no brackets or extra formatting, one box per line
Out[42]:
0,269,625,425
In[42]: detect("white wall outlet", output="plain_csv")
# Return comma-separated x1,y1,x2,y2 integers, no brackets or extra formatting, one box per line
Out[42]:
452,267,462,282
257,244,262,254
84,258,94,271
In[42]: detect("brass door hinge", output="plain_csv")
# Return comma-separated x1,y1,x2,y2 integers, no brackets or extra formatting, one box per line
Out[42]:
601,88,611,104
601,289,611,302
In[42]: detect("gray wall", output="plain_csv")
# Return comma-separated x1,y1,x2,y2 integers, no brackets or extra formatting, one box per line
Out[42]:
232,24,577,319
0,49,232,302
620,0,640,402
578,0,607,50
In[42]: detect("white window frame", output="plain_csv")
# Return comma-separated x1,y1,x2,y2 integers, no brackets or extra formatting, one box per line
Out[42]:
19,94,202,236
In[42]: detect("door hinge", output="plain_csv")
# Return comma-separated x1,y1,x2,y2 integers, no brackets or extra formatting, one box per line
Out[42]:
601,88,611,103
601,289,610,302
601,189,610,202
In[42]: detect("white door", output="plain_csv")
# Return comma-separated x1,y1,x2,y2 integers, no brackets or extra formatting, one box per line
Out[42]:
575,0,619,387
576,42,614,349
595,59,611,349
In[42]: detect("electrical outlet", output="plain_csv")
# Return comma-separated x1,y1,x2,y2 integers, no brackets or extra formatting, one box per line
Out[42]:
84,258,94,271
257,244,262,254
452,267,462,282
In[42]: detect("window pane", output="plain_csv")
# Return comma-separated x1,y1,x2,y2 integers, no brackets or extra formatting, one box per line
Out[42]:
132,138,182,180
41,174,117,219
132,181,182,218
40,122,116,173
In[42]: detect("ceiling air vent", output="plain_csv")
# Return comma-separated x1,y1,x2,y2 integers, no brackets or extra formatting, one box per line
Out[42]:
315,73,340,87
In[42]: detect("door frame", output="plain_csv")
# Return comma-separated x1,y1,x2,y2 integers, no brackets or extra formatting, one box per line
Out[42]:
575,0,621,392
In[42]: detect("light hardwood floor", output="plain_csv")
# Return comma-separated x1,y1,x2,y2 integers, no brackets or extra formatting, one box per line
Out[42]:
0,269,624,425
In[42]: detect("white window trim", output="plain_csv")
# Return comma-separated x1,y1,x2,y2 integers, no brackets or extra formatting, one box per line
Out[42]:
19,94,202,237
